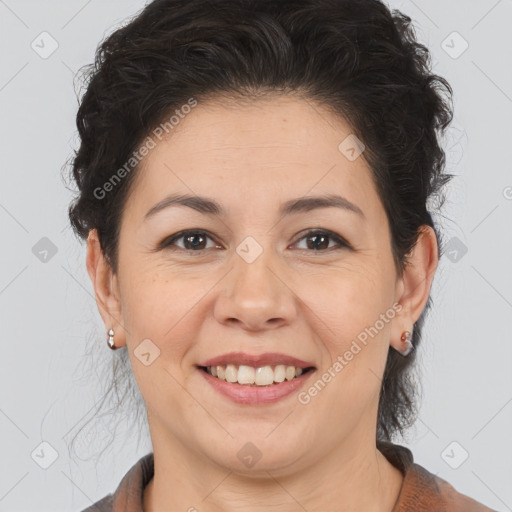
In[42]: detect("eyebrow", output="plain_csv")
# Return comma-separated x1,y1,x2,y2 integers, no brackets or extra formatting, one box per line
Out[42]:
144,193,365,221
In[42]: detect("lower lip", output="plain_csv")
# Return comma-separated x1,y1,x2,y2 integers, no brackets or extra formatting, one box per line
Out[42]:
197,367,315,405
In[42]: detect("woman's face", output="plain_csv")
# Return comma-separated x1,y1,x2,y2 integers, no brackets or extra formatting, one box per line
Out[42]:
88,95,436,475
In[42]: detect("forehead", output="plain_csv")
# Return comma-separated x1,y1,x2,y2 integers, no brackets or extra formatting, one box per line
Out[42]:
125,95,381,221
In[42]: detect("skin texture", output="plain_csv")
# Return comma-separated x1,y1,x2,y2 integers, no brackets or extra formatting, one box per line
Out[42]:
86,95,438,512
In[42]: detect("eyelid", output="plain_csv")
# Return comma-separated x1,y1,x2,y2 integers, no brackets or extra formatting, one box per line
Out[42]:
157,229,221,251
159,228,352,252
291,229,351,251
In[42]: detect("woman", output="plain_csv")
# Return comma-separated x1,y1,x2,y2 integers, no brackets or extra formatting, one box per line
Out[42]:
67,0,499,510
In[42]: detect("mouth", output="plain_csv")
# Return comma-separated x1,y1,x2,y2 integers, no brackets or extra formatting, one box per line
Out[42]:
197,364,316,386
196,352,317,404
196,353,317,405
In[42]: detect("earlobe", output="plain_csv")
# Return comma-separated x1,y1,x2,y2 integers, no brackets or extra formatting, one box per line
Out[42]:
86,229,126,348
390,225,439,354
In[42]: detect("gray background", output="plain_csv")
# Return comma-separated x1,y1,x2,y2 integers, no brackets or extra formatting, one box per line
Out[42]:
1,0,511,510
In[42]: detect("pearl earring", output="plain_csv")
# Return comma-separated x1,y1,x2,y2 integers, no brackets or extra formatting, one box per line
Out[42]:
107,328,118,350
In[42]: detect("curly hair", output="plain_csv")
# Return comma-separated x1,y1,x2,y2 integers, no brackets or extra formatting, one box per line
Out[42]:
64,0,454,455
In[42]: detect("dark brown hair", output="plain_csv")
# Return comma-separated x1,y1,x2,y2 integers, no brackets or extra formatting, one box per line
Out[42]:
65,0,454,449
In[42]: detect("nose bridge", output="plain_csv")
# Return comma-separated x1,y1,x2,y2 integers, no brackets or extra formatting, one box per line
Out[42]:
214,232,297,329
232,233,280,299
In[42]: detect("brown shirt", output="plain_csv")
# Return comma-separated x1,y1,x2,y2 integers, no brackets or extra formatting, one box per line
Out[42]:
80,442,499,511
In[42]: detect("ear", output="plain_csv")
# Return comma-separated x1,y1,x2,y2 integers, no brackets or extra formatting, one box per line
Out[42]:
86,229,126,348
390,225,439,352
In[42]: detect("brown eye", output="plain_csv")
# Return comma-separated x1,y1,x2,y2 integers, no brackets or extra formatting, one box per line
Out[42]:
293,230,351,252
161,230,218,251
159,228,350,254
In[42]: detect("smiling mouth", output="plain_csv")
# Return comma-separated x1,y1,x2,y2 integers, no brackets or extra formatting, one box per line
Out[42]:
198,364,316,387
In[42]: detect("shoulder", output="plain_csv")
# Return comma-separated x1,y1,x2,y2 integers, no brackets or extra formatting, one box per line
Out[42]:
378,441,499,512
77,452,154,512
399,462,499,512
79,494,113,512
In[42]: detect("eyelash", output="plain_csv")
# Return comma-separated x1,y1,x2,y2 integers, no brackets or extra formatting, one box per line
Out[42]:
159,229,351,254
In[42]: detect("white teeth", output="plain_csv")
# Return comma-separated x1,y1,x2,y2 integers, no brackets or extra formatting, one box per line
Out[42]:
255,366,274,386
237,365,255,384
225,364,238,383
285,366,296,380
274,364,286,383
205,364,310,386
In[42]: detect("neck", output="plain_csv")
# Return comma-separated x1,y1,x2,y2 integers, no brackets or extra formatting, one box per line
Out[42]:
143,429,404,512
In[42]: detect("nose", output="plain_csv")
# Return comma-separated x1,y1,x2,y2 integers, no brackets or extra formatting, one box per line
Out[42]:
212,246,298,332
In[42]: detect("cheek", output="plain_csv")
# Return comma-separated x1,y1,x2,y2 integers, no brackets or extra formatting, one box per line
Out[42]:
120,270,199,411
305,269,392,412
299,263,393,350
119,264,194,355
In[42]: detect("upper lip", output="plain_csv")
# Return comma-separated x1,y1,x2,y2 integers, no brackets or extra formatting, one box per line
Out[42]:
198,352,316,369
